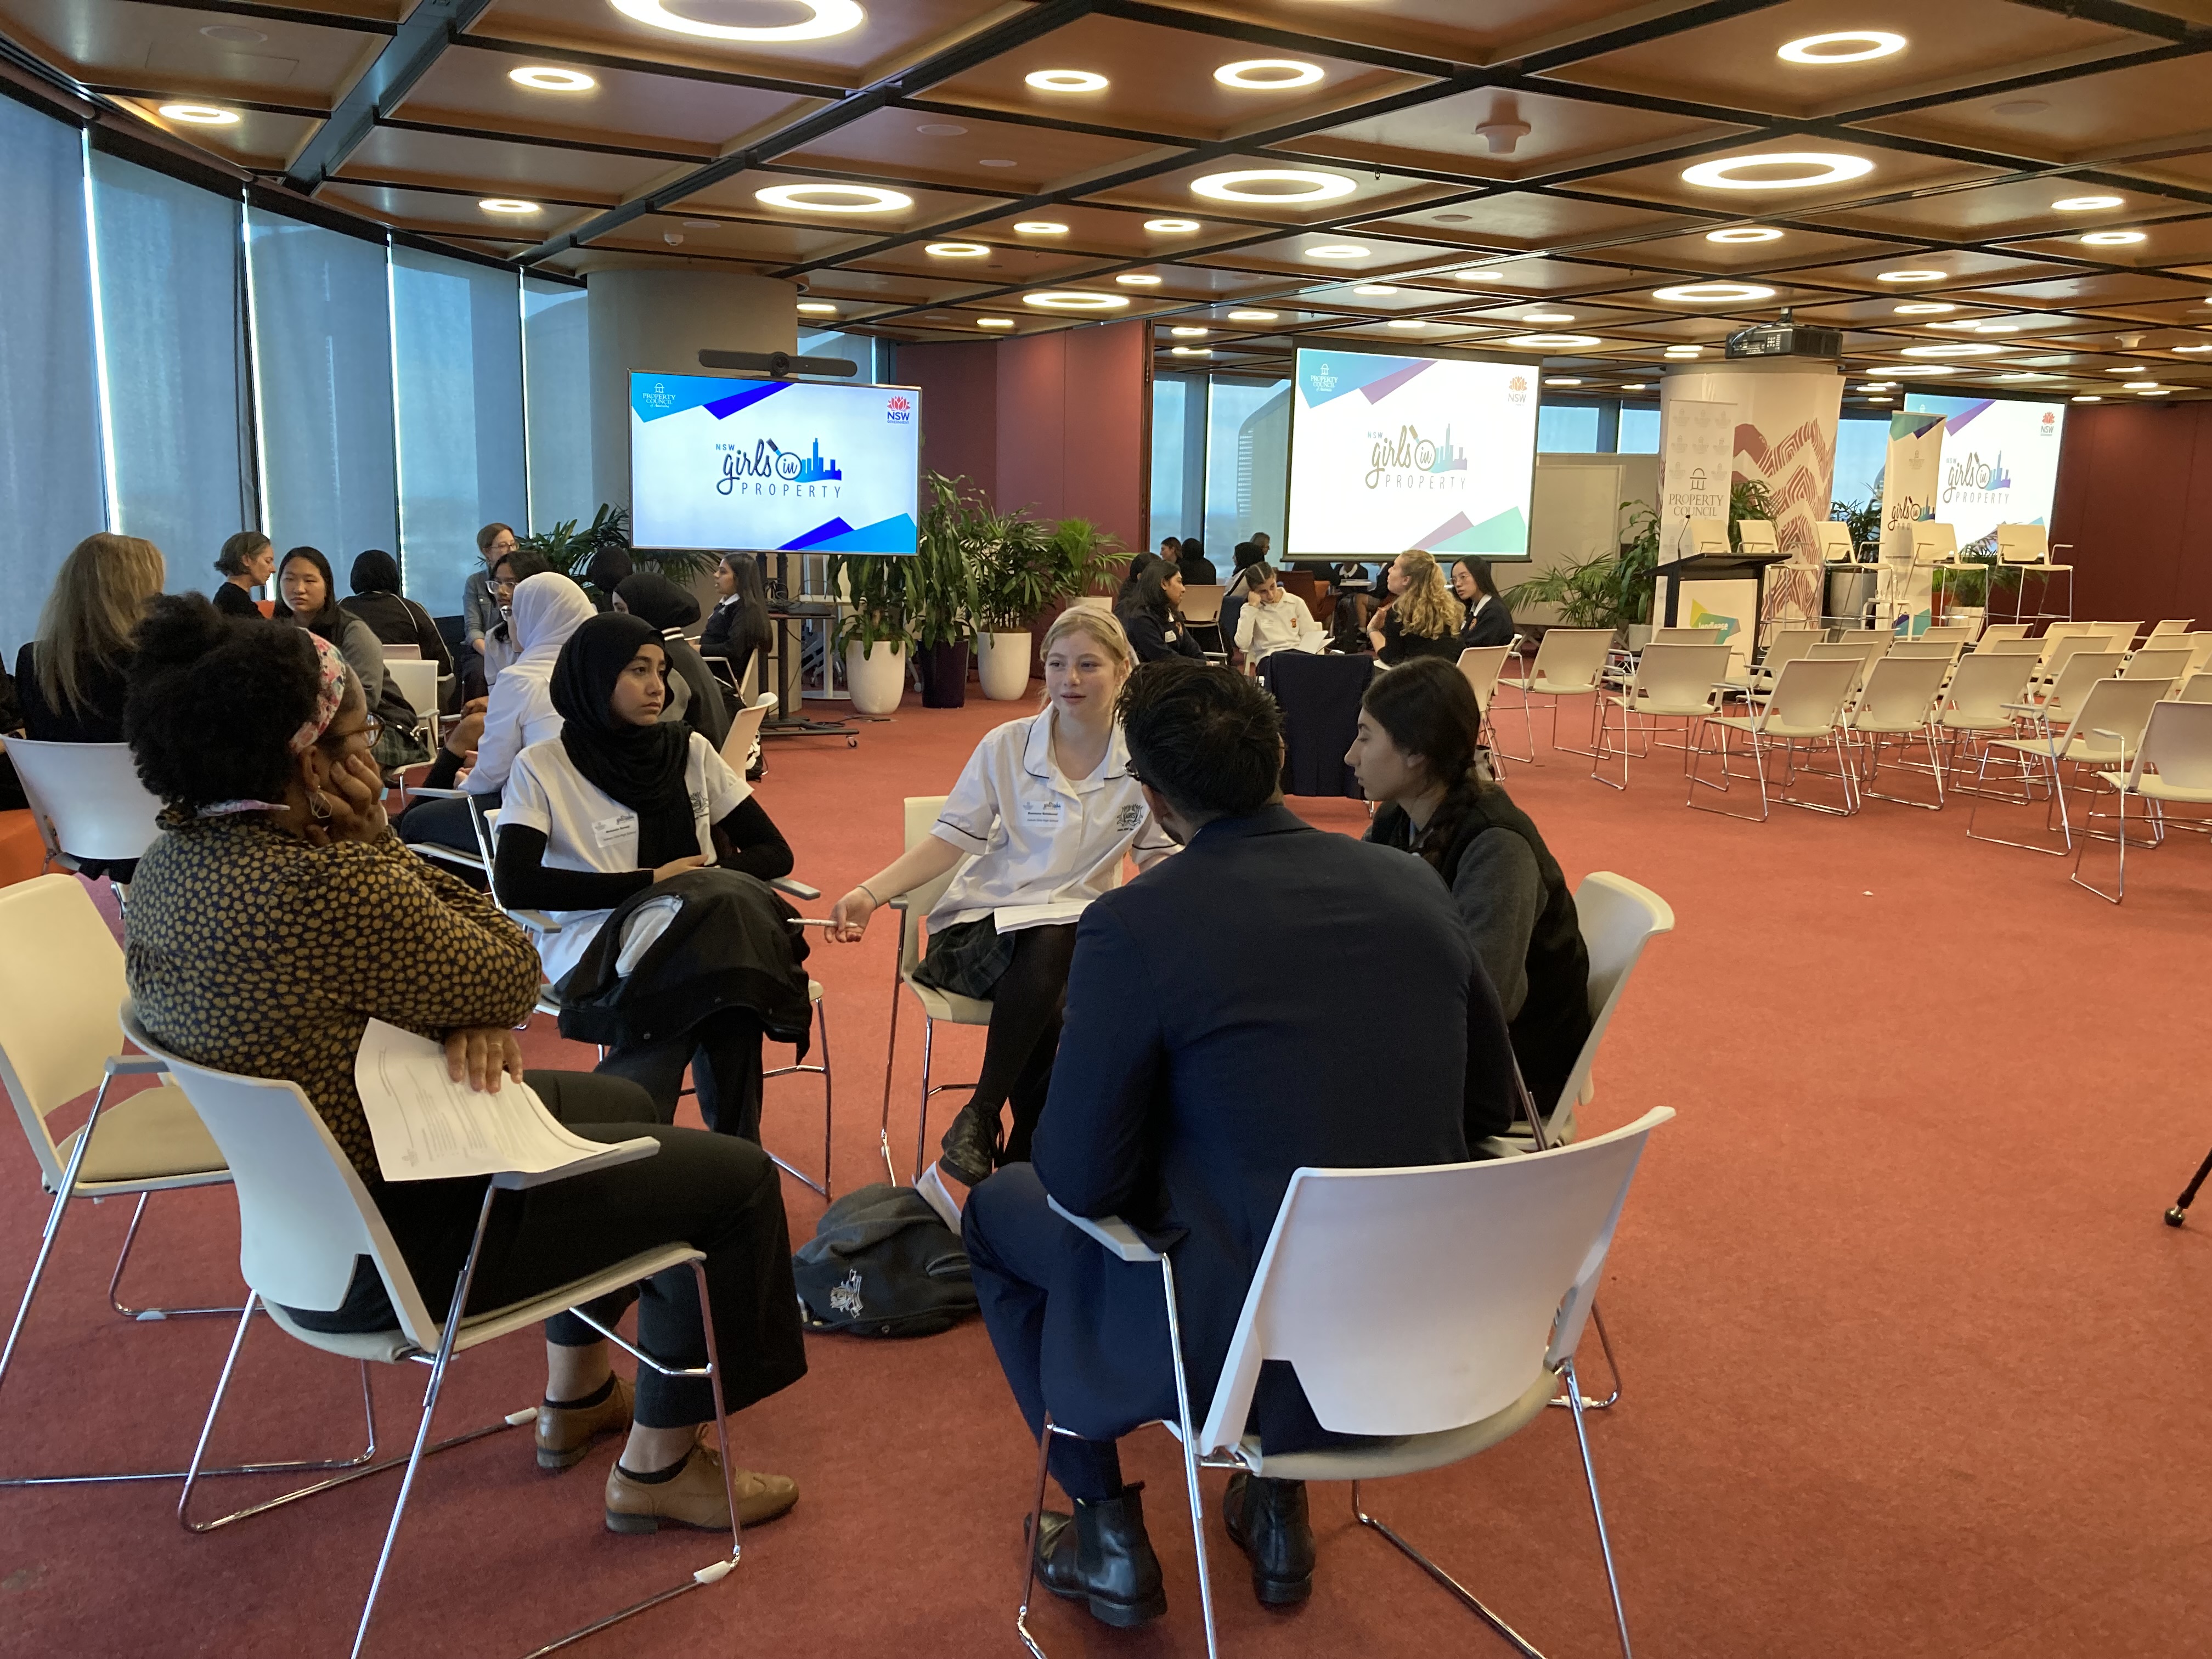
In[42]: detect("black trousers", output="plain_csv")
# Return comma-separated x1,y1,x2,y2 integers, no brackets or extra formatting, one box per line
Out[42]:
963,1163,1130,1502
292,1070,805,1427
595,1008,766,1141
974,923,1078,1163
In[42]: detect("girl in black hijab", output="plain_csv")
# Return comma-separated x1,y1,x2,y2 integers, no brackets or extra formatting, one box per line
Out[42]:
614,570,730,751
493,612,798,1137
342,549,454,676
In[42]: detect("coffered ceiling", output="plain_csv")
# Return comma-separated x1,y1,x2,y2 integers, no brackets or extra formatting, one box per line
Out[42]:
8,0,2212,407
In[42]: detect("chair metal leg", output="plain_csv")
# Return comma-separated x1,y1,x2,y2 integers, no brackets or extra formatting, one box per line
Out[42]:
1017,1415,1064,1659
107,1190,247,1320
763,992,833,1199
1564,1359,1635,1659
915,1014,936,1185
1352,1479,1548,1658
1159,1255,1221,1659
2070,779,2140,904
0,1090,99,1395
879,960,907,1186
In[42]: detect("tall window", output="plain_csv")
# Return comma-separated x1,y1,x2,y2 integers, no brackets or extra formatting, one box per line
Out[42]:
391,244,524,609
1832,416,1889,510
1617,405,1661,454
1537,403,1604,453
89,150,251,588
1204,377,1288,556
0,100,104,652
524,276,592,536
246,208,398,565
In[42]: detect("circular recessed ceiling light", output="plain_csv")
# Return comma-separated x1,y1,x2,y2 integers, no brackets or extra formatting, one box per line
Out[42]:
1621,383,1650,391
1706,227,1784,243
755,183,912,214
925,241,990,258
1894,301,1956,314
796,301,838,315
1116,273,1163,285
1170,326,1209,337
1545,377,1582,386
2081,230,2145,245
1995,371,2054,380
1171,346,1212,357
1505,333,1601,349
2072,394,2101,402
158,103,240,125
2052,195,2123,211
1024,291,1128,310
1228,309,1279,321
1012,221,1068,235
1456,269,1504,282
915,123,967,137
1877,269,1945,283
610,0,862,41
1926,319,1987,330
509,66,595,92
1652,281,1776,302
1680,152,1874,190
1307,244,1369,259
1777,31,1906,64
1351,284,1399,296
1025,69,1107,92
978,159,1017,168
2124,381,2160,390
2140,389,2171,396
1893,365,1960,376
199,24,266,42
1522,310,1576,322
2174,343,2212,353
1190,168,1357,204
1900,342,2006,357
478,198,540,215
2105,366,2142,373
1144,218,1201,234
1213,59,1325,89
1387,319,1426,329
978,317,1015,329
1864,394,1894,402
1974,323,2022,333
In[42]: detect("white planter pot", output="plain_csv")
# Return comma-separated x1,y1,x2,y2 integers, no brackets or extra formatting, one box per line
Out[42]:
1625,624,1654,650
845,640,909,716
976,630,1032,701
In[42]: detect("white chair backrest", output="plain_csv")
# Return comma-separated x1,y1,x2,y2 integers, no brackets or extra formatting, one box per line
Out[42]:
1918,623,1977,644
2,739,165,865
1178,584,1225,625
2126,699,2212,791
383,657,438,724
1195,1108,1673,1453
2149,618,2193,638
2184,634,2212,678
1943,651,2036,722
1523,628,1614,692
2042,652,2124,718
2180,674,2212,704
1555,871,1674,1118
1976,636,2042,657
1978,623,2033,642
2095,622,2142,652
1853,654,1951,727
0,875,140,1187
1757,628,1822,669
1455,645,1512,712
898,796,960,976
1763,656,1859,730
2036,634,2102,678
1649,626,1723,646
2123,647,2192,684
380,642,421,660
122,1005,439,1345
2056,677,2170,761
2043,621,2100,640
1630,642,1731,710
720,701,770,773
1887,637,1961,662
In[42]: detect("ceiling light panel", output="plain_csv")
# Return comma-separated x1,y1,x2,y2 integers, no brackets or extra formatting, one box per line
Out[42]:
755,183,912,214
1189,169,1357,204
509,67,594,92
611,0,862,41
1680,153,1874,190
1025,70,1107,92
1776,32,1906,64
1213,59,1325,90
159,104,239,125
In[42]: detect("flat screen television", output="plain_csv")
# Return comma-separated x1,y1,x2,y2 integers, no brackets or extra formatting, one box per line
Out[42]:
1284,348,1540,561
628,370,920,554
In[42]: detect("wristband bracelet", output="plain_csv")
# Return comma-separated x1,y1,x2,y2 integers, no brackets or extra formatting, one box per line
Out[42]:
858,882,882,906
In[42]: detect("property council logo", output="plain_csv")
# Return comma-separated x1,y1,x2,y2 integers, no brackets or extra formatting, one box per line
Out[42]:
885,394,912,424
640,380,675,411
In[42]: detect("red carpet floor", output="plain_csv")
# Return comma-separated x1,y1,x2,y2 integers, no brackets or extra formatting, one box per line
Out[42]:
5,689,2212,1658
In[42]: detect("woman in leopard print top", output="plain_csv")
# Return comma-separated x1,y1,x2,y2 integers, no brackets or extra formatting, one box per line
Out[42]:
121,596,806,1534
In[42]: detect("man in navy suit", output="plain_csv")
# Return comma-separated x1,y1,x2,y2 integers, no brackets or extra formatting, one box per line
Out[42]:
962,660,1518,1628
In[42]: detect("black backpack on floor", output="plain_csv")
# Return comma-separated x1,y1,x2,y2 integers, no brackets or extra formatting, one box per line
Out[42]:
792,1183,978,1338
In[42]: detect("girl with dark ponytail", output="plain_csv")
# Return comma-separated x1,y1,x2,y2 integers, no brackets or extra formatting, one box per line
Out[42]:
1346,656,1593,1120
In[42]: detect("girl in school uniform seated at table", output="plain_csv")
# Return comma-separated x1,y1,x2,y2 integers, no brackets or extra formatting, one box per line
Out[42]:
495,612,804,1141
827,608,1175,1187
1118,561,1208,665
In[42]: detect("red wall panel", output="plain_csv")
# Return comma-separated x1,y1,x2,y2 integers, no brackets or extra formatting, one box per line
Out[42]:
896,340,998,500
2050,402,2212,627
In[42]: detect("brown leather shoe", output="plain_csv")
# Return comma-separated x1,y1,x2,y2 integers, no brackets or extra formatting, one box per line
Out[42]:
605,1435,798,1534
535,1375,634,1471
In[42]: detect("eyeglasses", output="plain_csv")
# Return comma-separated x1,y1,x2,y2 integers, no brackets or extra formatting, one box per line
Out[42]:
321,714,380,749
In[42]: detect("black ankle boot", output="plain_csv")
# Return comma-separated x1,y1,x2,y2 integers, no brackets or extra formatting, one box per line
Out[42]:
937,1102,999,1188
1224,1472,1314,1605
1031,1482,1167,1628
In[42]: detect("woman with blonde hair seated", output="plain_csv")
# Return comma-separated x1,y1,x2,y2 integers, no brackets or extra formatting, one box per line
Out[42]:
827,607,1175,1186
1365,547,1463,666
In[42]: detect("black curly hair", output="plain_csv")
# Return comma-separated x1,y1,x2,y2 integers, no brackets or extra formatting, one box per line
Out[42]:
1116,658,1281,823
126,593,323,810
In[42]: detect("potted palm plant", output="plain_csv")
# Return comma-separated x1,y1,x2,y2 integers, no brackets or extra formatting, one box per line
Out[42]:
969,510,1124,700
911,475,981,708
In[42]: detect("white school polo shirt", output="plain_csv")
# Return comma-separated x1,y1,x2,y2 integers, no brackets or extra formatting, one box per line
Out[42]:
498,731,751,984
928,709,1175,934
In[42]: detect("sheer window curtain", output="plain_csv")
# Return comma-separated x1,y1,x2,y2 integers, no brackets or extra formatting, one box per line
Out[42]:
245,207,398,571
392,245,525,614
0,96,105,662
89,149,253,595
523,276,593,537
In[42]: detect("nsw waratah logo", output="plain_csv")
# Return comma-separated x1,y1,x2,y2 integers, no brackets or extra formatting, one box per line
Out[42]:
2039,410,2057,433
1506,374,1529,404
885,394,912,423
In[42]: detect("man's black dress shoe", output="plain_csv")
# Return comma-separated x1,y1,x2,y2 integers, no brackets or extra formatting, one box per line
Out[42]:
1030,1482,1168,1627
1224,1471,1315,1606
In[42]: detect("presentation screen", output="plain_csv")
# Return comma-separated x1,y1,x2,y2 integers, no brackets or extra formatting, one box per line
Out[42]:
629,371,919,554
1285,348,1539,560
1903,393,2067,557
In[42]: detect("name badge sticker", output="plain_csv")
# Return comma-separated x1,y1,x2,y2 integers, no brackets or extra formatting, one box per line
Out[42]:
591,812,638,848
1021,797,1064,828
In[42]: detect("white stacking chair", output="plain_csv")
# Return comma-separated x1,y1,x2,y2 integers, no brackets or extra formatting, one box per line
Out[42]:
1455,644,1514,756
1745,626,1822,696
2181,674,2212,704
1848,654,1954,810
1887,637,1963,663
881,794,993,1184
1017,1109,1673,1659
1648,625,1723,646
0,876,377,1489
1975,636,2043,658
2094,620,2143,653
1803,637,1883,698
124,1008,746,1656
2123,647,2193,686
2027,651,2124,732
2032,633,2105,689
1969,676,2174,855
2183,633,2212,681
381,657,441,748
1917,622,1978,646
1493,628,1614,763
719,691,778,778
2,738,164,897
379,642,421,660
1937,651,2038,798
1687,656,1860,821
1977,623,2034,644
2072,701,2212,902
2149,618,2194,639
1590,641,1733,791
